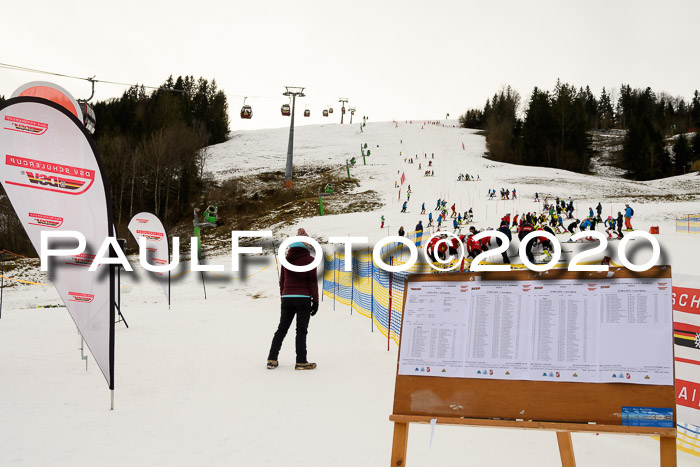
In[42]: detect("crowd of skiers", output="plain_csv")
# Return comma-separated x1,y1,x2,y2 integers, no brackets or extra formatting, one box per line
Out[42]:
385,196,637,265
488,188,517,200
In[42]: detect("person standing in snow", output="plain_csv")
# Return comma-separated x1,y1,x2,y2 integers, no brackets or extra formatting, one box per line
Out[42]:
427,212,434,227
267,228,318,370
624,204,633,230
616,211,625,238
421,202,426,214
497,221,512,264
596,202,603,223
398,226,405,237
415,221,424,245
380,215,385,228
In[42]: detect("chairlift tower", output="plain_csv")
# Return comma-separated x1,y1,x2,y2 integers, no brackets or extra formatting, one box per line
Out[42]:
348,107,356,124
339,98,349,124
283,86,305,188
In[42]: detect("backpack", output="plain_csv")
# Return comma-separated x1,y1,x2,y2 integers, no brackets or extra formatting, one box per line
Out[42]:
629,207,634,217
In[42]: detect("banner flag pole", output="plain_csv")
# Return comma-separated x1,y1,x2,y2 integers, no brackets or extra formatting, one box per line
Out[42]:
1,91,117,392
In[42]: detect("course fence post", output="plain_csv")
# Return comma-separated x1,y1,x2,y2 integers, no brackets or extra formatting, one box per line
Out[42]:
370,247,374,333
350,253,354,315
388,256,393,351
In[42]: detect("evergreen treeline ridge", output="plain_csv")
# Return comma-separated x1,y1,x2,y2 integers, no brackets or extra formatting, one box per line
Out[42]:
460,81,700,179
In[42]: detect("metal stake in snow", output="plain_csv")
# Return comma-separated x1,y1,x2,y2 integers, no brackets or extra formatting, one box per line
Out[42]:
283,86,305,189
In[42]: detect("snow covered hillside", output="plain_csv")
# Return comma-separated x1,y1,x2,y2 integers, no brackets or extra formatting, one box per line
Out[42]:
1,120,698,466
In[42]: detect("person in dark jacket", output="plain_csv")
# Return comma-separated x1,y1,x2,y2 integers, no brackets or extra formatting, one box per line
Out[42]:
267,228,318,370
415,221,423,246
398,226,405,236
616,212,624,239
518,222,536,263
496,221,512,264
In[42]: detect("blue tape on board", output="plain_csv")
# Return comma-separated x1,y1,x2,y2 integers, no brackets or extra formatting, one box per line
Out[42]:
621,407,674,428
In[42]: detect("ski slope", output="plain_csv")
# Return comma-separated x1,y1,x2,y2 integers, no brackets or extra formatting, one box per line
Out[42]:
0,120,698,466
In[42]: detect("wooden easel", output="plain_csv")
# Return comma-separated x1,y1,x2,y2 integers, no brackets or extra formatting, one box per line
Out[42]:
389,267,677,466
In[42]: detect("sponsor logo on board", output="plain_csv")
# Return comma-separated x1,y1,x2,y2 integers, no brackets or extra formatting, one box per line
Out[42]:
27,212,63,228
68,291,94,303
5,155,94,195
3,115,48,135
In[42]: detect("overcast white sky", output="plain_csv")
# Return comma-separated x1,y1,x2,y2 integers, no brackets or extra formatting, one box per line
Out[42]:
2,0,698,131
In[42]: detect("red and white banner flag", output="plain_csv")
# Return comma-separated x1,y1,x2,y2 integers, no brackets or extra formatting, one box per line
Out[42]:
0,90,115,389
462,142,465,150
400,172,406,185
128,212,170,305
674,274,700,426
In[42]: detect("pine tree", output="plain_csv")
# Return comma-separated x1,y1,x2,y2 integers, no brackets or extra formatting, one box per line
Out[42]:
673,133,691,175
599,87,614,129
691,90,700,128
691,132,700,163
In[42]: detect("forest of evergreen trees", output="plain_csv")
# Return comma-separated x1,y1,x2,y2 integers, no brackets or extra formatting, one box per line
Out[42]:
0,75,230,255
460,81,700,179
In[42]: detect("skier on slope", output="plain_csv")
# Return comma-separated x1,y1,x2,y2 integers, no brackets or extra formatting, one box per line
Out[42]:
421,202,426,214
451,203,457,218
401,201,407,213
415,221,424,245
616,212,625,238
517,221,536,263
427,212,434,227
596,202,603,223
566,219,580,241
579,218,592,232
381,215,385,228
267,227,318,371
604,216,618,239
497,221,512,264
624,204,633,230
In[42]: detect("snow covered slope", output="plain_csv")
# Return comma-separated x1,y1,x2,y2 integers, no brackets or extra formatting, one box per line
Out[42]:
1,120,697,466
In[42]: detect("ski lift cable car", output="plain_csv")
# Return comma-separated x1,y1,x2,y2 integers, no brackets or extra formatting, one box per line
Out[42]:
304,105,310,117
281,97,291,116
240,96,253,119
322,108,329,117
329,106,334,114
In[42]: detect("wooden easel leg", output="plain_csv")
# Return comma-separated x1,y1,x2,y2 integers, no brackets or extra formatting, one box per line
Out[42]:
659,436,676,467
390,422,409,467
556,432,576,467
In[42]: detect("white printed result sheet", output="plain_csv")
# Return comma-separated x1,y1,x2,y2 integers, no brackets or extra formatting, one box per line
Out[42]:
397,277,673,386
529,281,599,382
398,281,472,377
598,278,674,385
464,281,533,380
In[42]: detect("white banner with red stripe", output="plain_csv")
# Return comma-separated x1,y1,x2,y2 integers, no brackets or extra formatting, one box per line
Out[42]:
128,212,170,304
0,95,115,389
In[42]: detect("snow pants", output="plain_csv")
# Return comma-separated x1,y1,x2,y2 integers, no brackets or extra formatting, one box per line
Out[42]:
625,217,632,229
268,297,312,364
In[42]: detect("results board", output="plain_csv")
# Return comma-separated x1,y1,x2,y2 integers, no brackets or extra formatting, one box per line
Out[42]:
398,275,673,386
